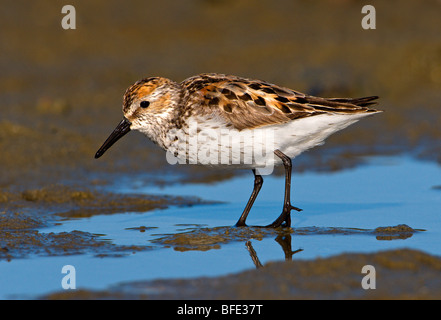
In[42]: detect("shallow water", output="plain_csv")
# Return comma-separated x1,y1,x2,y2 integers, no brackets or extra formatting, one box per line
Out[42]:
1,155,440,299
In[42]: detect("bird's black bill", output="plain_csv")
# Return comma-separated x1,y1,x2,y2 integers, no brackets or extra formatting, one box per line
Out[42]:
94,118,131,159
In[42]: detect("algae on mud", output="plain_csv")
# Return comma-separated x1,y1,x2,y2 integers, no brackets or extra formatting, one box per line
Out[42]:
1,184,203,217
150,224,422,252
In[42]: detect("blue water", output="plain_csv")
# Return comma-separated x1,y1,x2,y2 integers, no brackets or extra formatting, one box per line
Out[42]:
1,156,440,299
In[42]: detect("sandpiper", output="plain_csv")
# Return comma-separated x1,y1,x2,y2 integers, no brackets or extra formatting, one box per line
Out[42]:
95,73,381,228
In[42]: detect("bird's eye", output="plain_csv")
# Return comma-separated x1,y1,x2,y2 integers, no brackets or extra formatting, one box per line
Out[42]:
140,101,150,108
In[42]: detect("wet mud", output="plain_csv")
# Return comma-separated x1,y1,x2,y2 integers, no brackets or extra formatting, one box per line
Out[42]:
1,0,441,299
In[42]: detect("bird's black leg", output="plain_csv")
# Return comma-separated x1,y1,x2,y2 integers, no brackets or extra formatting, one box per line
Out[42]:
266,149,302,228
235,169,263,227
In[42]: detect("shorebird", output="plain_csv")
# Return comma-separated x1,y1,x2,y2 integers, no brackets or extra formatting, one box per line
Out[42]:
95,73,381,228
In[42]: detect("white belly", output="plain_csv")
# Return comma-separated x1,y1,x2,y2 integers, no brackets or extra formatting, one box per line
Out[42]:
161,113,374,175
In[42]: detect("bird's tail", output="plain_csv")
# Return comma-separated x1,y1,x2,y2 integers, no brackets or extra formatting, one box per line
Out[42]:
327,96,379,110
